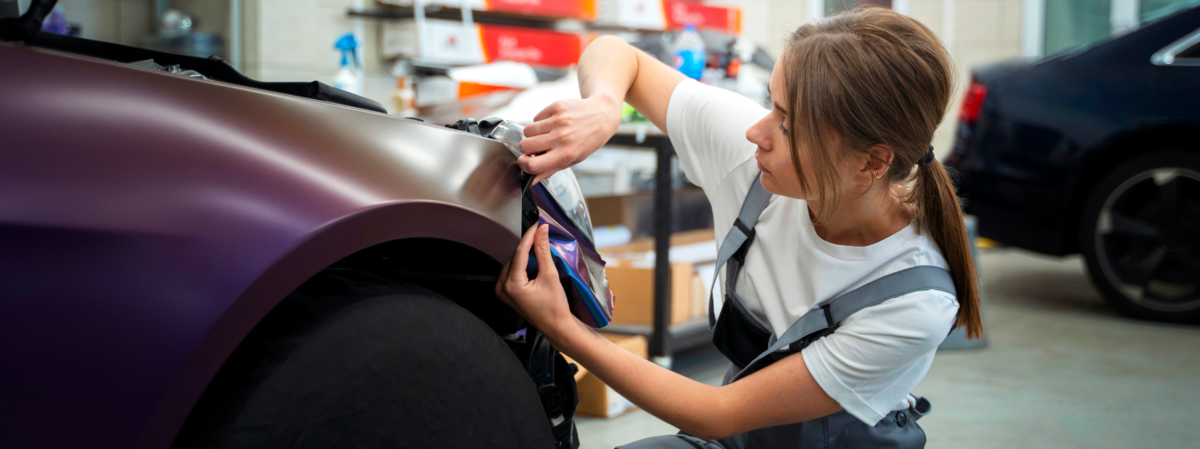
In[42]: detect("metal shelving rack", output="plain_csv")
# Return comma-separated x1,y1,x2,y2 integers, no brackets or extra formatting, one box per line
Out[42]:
347,2,668,33
603,126,713,362
348,3,560,29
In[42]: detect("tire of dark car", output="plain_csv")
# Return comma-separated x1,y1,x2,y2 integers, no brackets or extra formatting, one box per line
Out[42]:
1080,151,1200,322
172,270,556,449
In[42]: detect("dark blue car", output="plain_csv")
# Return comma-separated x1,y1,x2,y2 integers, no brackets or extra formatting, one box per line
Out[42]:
948,5,1200,322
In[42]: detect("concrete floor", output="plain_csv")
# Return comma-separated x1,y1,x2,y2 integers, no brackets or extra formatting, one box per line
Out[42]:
576,248,1200,448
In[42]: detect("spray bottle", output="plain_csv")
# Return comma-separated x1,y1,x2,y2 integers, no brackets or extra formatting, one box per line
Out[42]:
334,33,362,95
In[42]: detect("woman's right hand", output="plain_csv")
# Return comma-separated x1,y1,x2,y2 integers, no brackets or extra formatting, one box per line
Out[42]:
517,93,622,183
516,35,682,183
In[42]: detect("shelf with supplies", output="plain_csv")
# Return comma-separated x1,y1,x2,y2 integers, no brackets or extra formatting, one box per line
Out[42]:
598,126,716,360
368,0,597,22
348,6,563,30
352,0,744,34
349,2,591,69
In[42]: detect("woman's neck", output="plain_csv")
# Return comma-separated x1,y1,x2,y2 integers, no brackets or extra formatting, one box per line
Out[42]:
809,185,912,247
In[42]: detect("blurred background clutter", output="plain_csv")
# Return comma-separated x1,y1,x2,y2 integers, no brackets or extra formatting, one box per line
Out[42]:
11,1,1199,448
25,0,1197,179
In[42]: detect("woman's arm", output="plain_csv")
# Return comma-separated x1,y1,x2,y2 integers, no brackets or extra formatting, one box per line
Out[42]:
552,315,842,439
517,36,686,182
497,225,841,440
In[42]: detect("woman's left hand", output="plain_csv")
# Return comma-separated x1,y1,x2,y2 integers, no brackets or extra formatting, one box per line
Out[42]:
496,224,576,338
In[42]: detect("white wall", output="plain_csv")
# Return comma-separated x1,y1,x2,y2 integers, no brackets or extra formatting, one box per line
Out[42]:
933,0,1022,155
241,0,396,111
753,0,1023,156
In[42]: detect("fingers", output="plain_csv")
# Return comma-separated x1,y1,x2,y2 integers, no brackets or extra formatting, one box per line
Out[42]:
518,149,572,177
525,103,564,138
523,118,553,139
519,132,555,156
532,102,563,124
531,169,559,184
533,224,560,280
495,260,513,299
510,223,540,278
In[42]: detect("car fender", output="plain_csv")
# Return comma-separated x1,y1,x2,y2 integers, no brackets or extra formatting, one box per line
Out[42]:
0,42,523,449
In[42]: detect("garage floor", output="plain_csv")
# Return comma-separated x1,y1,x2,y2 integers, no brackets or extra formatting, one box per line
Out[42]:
575,248,1200,448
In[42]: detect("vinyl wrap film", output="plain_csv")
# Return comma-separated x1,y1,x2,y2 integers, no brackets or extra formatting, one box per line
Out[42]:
528,182,616,328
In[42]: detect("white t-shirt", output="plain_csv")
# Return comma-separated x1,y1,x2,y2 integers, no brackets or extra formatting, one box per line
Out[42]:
665,80,959,426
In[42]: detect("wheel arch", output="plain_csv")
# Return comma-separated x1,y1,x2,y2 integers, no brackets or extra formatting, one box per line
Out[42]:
1064,124,1199,254
136,201,521,449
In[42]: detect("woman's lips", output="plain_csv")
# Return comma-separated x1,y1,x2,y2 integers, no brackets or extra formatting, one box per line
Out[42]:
755,149,771,174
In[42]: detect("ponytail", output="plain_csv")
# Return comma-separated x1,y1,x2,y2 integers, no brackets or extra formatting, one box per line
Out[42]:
916,161,983,339
784,7,983,338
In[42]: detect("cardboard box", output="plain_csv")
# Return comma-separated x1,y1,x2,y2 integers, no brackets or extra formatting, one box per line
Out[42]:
604,260,695,325
572,333,648,418
600,229,716,326
690,269,708,319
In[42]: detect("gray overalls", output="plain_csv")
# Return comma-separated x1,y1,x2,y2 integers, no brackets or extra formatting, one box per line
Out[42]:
618,174,955,449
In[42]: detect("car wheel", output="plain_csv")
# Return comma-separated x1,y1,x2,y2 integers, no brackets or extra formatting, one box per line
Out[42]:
173,270,557,449
1080,152,1200,321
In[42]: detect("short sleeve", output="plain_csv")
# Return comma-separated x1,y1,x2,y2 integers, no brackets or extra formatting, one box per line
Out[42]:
665,80,768,195
800,290,959,425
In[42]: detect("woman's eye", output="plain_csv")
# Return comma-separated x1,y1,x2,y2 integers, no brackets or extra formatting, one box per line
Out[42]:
778,123,789,135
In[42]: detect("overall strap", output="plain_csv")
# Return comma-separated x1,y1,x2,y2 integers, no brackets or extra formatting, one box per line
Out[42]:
708,174,774,328
733,266,957,381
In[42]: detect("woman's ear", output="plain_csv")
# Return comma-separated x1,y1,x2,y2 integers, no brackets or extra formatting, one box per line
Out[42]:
859,144,894,182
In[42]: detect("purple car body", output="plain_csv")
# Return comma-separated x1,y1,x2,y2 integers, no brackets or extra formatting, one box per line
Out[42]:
0,39,609,448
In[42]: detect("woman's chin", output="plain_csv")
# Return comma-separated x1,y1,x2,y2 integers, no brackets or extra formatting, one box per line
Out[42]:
760,175,805,199
760,175,783,195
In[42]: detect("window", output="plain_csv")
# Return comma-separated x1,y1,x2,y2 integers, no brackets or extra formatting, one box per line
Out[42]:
1036,0,1200,56
1043,0,1113,55
1142,0,1200,22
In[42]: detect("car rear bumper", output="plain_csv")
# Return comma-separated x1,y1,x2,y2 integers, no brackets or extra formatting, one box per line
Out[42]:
951,123,1076,257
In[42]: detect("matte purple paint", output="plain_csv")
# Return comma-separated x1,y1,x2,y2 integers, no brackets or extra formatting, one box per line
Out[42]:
0,42,527,448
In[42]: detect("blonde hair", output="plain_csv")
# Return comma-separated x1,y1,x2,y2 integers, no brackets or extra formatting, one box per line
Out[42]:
783,7,982,338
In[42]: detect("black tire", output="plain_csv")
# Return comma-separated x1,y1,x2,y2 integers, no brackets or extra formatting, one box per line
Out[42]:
1080,152,1200,322
173,270,556,449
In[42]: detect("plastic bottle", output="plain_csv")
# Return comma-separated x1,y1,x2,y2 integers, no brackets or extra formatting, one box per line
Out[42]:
672,24,707,80
391,60,417,117
333,33,362,95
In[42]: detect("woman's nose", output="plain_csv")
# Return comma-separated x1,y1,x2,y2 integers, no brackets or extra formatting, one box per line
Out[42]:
746,117,773,152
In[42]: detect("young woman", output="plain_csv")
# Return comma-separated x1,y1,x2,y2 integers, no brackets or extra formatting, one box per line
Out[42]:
496,7,983,448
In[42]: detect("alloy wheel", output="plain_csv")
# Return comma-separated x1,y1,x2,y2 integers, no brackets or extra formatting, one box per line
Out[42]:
1094,168,1200,312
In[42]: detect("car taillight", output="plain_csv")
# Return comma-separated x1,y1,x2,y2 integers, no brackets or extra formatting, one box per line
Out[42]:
958,80,987,124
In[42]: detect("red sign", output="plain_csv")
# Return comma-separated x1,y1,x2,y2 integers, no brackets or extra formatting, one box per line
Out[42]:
662,1,741,34
479,25,586,68
486,0,597,21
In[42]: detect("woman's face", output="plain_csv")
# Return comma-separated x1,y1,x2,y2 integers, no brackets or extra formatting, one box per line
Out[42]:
745,64,814,199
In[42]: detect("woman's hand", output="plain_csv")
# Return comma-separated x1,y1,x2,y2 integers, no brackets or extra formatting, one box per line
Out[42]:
496,224,577,337
517,94,622,183
514,35,683,183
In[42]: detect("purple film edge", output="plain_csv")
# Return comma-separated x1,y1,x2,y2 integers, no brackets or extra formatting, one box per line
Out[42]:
531,183,615,328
